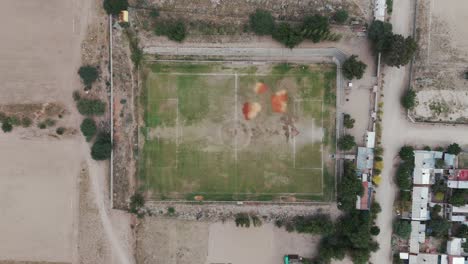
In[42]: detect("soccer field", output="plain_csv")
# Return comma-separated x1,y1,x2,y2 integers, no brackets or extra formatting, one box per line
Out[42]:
139,62,336,201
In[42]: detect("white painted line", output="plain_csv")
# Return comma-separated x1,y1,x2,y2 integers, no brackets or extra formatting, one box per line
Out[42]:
234,73,238,162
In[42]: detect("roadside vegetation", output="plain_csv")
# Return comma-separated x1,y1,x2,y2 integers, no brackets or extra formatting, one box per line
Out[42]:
338,134,356,150
78,66,99,90
343,113,355,129
401,89,417,110
342,55,367,80
103,0,128,15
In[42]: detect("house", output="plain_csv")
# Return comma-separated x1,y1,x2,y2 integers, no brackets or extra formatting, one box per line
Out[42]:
448,170,468,189
365,131,376,149
356,175,373,210
355,147,374,211
410,221,426,253
119,10,129,23
409,253,448,264
448,256,465,264
374,0,387,21
411,186,430,220
412,151,444,185
449,205,468,224
447,238,464,256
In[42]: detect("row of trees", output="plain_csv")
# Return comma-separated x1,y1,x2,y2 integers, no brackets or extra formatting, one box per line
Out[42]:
249,9,342,48
368,20,418,67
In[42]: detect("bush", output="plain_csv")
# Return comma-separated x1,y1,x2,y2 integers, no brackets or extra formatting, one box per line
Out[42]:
338,134,356,150
249,9,275,35
393,220,411,239
447,143,462,155
2,121,13,132
80,118,97,141
342,55,367,80
337,161,363,211
78,66,99,89
396,162,413,190
291,214,334,234
91,133,112,160
56,127,65,135
7,116,20,126
38,122,47,129
370,226,380,236
235,213,251,227
272,23,303,48
73,90,81,101
77,98,106,116
451,190,467,207
382,34,418,67
401,90,417,109
155,20,186,42
103,0,128,15
343,113,355,129
167,207,175,215
21,117,32,127
251,215,262,227
427,218,450,237
129,192,145,214
334,9,349,24
149,8,159,18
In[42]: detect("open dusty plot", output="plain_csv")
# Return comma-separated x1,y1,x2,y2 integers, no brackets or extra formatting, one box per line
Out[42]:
136,218,318,264
412,0,468,122
139,62,336,201
0,136,80,263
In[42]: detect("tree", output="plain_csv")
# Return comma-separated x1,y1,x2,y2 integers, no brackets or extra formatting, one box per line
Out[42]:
1,121,12,132
91,133,112,160
272,23,303,48
291,214,335,234
235,213,251,227
334,10,349,24
401,89,417,109
393,220,411,239
427,218,451,237
337,161,363,211
301,15,330,43
342,55,367,80
77,98,106,116
447,143,462,155
343,113,355,129
80,118,97,141
382,34,418,67
399,145,414,162
249,9,275,35
451,190,466,207
155,20,186,42
396,162,412,190
367,20,393,52
78,66,99,89
103,0,128,15
370,226,380,236
338,134,356,150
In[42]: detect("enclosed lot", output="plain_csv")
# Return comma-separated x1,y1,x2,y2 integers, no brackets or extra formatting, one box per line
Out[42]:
139,62,336,201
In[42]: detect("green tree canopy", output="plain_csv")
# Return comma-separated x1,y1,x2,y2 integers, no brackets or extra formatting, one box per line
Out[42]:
103,0,129,15
334,10,349,24
393,220,411,239
291,214,335,234
396,162,413,190
80,118,97,142
301,14,330,43
367,20,393,52
338,134,356,150
78,66,99,89
382,34,418,67
338,161,363,211
272,23,303,49
1,121,12,133
91,133,112,160
447,143,462,155
401,90,417,109
427,218,451,237
451,190,467,207
343,113,355,129
342,55,367,80
399,145,414,162
249,9,275,35
77,98,106,116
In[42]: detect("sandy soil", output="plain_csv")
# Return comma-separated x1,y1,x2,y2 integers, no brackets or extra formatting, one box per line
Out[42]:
136,218,319,264
412,0,468,122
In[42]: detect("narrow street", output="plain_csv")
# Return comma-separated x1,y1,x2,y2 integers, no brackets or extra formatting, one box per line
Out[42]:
371,0,468,262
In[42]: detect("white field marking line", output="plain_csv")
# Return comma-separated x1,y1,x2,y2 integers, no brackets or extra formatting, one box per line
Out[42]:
153,72,320,77
176,98,179,169
321,100,324,194
293,100,297,168
234,73,238,162
427,0,434,63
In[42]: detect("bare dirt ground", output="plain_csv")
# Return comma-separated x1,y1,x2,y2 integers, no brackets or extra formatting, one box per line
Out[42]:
136,218,321,264
411,0,468,122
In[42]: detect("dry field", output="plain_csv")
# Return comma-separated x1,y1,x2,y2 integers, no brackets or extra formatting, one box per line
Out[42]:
412,0,468,122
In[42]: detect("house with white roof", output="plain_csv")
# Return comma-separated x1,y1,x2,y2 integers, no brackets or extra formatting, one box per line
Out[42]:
411,186,430,220
410,221,426,253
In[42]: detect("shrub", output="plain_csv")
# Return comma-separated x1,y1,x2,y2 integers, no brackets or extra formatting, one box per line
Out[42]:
44,118,56,127
1,121,13,132
343,113,355,129
451,190,467,207
338,134,356,150
7,116,20,126
77,98,106,116
235,213,251,227
155,20,186,42
272,23,303,48
167,207,175,215
103,0,128,15
291,214,334,234
80,118,97,141
78,66,99,89
249,9,275,35
370,226,380,236
56,127,65,135
73,90,81,101
91,133,112,160
396,163,412,190
301,15,330,43
21,117,32,127
149,8,159,18
334,9,349,24
427,218,450,237
342,55,367,80
401,90,417,109
447,143,462,155
38,122,47,129
129,192,145,214
251,215,262,227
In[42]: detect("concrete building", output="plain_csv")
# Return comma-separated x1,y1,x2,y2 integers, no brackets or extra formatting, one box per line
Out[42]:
411,187,430,220
447,238,464,256
374,0,387,21
409,253,448,264
409,221,426,253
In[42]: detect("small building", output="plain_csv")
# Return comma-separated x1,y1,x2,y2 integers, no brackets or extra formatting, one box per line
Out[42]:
365,131,376,149
400,252,410,260
448,256,465,264
411,186,430,220
374,0,387,21
409,253,448,264
447,238,464,256
448,170,468,189
410,221,426,253
356,147,374,175
119,10,129,23
356,175,373,210
444,154,457,168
